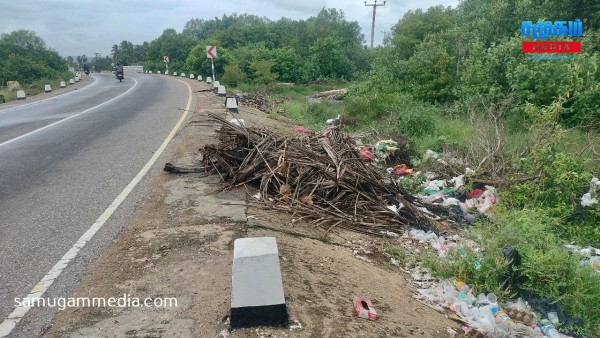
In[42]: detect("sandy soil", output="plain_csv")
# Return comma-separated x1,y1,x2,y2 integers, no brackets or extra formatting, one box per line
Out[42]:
44,77,461,338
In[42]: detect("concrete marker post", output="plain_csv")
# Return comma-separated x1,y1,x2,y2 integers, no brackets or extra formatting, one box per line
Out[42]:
230,237,288,328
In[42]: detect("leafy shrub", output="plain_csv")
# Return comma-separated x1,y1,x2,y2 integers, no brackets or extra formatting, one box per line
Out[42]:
499,103,599,246
221,64,246,87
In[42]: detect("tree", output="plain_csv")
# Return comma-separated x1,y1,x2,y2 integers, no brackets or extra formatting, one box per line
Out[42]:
307,36,355,80
0,30,68,84
0,30,46,58
250,60,277,85
221,64,246,87
146,28,197,70
272,47,302,82
111,44,119,59
390,6,456,60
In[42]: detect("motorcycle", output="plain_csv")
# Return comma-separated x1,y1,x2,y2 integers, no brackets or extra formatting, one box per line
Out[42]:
115,71,124,82
84,69,90,75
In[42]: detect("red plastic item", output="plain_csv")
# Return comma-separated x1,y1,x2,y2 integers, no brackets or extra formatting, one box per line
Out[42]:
353,295,378,321
293,126,312,134
392,164,414,176
467,189,485,199
358,147,374,162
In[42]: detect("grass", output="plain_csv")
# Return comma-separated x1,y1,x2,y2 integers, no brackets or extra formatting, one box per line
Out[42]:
283,99,346,130
0,72,74,103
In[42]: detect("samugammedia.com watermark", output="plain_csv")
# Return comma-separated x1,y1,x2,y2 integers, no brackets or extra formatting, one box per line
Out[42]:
14,294,178,311
528,55,576,61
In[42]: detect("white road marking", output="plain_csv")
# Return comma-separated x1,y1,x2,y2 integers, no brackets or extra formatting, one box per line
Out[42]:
0,80,193,337
0,77,137,149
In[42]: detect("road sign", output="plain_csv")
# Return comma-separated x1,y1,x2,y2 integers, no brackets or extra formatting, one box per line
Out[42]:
163,55,169,63
206,46,217,59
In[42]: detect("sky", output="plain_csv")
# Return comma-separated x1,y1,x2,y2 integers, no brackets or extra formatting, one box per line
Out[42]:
0,0,459,58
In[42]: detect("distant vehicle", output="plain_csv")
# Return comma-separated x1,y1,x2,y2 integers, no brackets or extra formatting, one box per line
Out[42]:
114,64,124,82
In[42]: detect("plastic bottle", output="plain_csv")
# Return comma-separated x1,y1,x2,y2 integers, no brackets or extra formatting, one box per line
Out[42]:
539,319,561,338
491,306,515,325
486,293,498,304
451,278,470,293
477,293,489,305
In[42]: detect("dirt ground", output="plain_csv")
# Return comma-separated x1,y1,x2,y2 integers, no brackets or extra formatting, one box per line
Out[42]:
44,78,461,338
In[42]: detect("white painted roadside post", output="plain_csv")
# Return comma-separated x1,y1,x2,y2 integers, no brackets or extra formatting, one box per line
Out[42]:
44,85,52,93
218,85,226,97
190,73,194,79
69,79,75,85
230,237,288,328
16,90,26,100
180,72,185,77
225,96,239,113
60,81,66,88
206,77,212,84
206,45,217,81
213,81,220,93
197,75,203,82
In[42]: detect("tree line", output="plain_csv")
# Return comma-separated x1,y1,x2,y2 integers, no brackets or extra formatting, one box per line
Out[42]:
110,9,368,84
0,30,69,85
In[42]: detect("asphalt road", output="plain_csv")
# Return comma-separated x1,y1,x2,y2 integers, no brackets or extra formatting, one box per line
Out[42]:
0,72,192,337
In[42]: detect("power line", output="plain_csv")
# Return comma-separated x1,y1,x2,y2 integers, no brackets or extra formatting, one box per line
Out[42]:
365,1,386,48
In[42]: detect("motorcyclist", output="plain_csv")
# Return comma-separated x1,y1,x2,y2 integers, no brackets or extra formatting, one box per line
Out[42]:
114,63,124,80
83,63,90,75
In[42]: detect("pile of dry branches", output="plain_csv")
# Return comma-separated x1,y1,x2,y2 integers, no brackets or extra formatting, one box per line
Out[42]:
201,113,437,236
310,89,348,100
237,92,286,113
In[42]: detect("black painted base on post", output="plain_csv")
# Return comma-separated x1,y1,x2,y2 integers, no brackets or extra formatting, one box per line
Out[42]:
230,304,289,329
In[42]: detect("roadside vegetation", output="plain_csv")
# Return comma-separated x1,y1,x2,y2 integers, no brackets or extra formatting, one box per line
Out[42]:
2,0,599,335
0,30,74,102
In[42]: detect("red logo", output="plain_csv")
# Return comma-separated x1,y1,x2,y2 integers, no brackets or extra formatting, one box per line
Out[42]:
522,41,581,53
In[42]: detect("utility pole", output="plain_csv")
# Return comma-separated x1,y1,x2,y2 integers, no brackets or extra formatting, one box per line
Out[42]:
364,0,386,48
